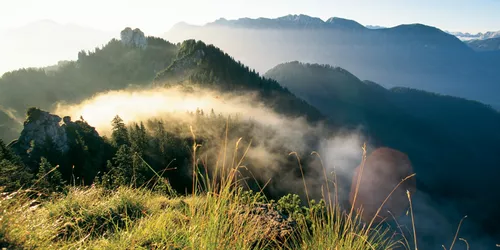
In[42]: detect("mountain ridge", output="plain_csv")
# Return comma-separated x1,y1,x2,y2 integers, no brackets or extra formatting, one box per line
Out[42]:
206,14,364,29
448,30,500,40
171,14,463,34
153,40,324,122
165,14,500,108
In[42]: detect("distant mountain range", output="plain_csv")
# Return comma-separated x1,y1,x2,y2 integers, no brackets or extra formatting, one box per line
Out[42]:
447,30,500,41
205,15,366,30
165,14,500,109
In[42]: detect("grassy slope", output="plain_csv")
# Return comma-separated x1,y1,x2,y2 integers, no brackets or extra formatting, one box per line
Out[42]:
0,187,399,250
1,139,407,250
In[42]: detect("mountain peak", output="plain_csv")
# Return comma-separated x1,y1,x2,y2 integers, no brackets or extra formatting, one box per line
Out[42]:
389,23,443,33
325,17,365,30
212,18,229,25
277,14,324,24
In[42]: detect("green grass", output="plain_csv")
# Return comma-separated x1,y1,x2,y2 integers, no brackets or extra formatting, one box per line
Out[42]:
0,185,405,250
0,127,450,250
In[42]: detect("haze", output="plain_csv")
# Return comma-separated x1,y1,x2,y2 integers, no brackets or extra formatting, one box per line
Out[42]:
3,0,500,33
1,0,500,75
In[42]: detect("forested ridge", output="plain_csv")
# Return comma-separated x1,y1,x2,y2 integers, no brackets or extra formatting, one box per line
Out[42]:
154,40,324,122
0,35,178,141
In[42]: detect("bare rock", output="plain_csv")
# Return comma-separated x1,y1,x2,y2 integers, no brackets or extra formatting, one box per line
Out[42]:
120,27,147,49
14,108,69,155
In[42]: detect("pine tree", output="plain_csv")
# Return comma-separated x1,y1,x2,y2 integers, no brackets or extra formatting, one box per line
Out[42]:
111,115,129,147
35,157,65,192
0,139,15,163
130,122,148,156
0,139,33,191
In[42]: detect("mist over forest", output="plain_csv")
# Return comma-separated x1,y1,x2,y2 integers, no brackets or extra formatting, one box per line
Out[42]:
1,14,499,250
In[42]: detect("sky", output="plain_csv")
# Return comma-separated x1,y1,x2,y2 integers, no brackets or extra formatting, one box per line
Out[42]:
1,0,499,35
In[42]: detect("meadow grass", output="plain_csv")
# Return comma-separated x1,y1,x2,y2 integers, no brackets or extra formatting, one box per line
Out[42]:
0,124,467,250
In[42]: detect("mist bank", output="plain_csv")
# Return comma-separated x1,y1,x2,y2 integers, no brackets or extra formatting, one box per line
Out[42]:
54,86,362,181
55,86,318,137
53,85,380,200
50,85,495,249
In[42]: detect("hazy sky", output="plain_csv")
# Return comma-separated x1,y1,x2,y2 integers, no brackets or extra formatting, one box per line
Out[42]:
1,0,499,35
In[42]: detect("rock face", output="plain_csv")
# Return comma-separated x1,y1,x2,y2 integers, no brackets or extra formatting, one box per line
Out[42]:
13,108,69,155
349,147,416,223
9,108,102,175
120,27,147,48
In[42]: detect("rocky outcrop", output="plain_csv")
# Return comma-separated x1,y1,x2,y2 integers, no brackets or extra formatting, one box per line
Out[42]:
9,108,102,173
13,108,69,155
120,27,147,48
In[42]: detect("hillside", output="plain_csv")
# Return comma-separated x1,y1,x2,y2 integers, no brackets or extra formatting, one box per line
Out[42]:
154,40,324,122
0,29,178,127
0,35,327,200
0,37,329,203
165,15,500,108
265,61,500,248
